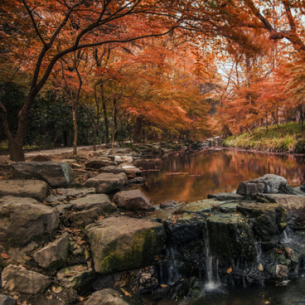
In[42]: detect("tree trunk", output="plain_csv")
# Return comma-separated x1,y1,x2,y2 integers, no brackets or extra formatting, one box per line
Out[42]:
113,99,118,141
102,101,109,144
93,126,97,151
72,109,78,156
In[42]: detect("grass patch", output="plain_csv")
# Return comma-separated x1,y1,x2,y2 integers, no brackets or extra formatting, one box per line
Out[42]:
223,122,305,153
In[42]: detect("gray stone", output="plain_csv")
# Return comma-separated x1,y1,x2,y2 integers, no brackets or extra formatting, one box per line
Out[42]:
2,264,51,294
0,294,15,305
33,232,69,269
85,172,128,194
121,165,141,178
128,177,146,185
0,180,48,201
56,187,96,198
207,192,243,201
0,196,59,245
98,165,124,174
57,265,94,292
85,217,166,274
237,174,290,196
160,200,177,209
85,288,144,305
68,207,103,227
113,190,154,211
11,161,72,187
85,159,117,170
45,195,67,204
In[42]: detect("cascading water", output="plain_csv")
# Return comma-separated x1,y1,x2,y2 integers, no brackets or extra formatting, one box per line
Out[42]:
204,227,221,290
280,227,293,243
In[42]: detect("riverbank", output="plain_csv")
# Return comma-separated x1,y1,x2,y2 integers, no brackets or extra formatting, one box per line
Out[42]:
223,122,305,153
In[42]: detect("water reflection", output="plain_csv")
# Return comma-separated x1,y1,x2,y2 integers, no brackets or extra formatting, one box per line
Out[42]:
136,150,305,204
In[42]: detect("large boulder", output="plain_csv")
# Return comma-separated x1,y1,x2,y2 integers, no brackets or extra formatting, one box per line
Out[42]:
113,190,154,211
33,232,69,269
207,192,243,201
85,172,128,194
1,264,51,294
207,213,257,264
11,161,72,187
85,217,166,274
237,174,291,197
257,194,305,230
0,294,15,305
85,288,144,305
98,165,125,174
0,196,59,245
0,180,48,201
121,165,141,178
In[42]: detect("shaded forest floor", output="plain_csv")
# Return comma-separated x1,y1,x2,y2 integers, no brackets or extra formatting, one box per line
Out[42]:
223,122,305,153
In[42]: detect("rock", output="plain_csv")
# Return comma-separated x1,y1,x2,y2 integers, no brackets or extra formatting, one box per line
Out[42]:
128,177,146,185
219,202,240,213
207,192,243,201
167,277,205,305
56,187,96,198
207,213,257,263
98,165,124,174
11,162,72,187
85,159,117,169
160,200,177,209
178,199,221,215
0,294,15,305
45,195,67,205
256,194,305,230
85,172,128,194
2,264,51,294
237,202,286,242
121,165,141,178
164,214,205,244
91,273,121,291
61,159,78,164
85,217,166,274
0,180,48,201
85,288,144,305
237,174,291,197
106,143,119,149
32,155,52,162
57,265,93,293
113,190,154,211
33,232,69,269
68,208,102,227
70,194,116,213
0,196,59,245
115,148,133,154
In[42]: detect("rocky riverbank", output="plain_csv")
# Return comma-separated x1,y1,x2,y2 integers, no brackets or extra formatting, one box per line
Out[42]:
0,145,304,305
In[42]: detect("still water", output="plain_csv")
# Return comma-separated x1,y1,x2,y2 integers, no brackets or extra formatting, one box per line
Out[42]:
136,149,305,205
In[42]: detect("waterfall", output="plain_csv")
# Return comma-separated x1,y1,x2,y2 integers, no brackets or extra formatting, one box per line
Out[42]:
204,227,221,290
280,227,293,243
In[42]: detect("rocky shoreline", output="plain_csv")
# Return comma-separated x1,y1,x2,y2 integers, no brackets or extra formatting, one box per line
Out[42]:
0,144,304,305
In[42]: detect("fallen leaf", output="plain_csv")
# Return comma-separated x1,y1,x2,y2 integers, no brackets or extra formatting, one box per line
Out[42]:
121,288,131,297
227,267,232,274
52,286,63,293
1,253,9,259
160,284,168,288
258,263,264,271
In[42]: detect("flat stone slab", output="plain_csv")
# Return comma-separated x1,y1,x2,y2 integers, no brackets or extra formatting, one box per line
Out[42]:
70,194,116,212
0,179,48,201
2,264,51,294
178,199,222,215
11,161,72,187
56,187,96,198
0,196,59,245
85,159,117,169
207,192,243,201
85,172,128,194
85,217,165,274
98,165,124,174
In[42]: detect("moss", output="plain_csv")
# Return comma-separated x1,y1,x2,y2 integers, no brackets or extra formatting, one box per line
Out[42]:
223,122,305,152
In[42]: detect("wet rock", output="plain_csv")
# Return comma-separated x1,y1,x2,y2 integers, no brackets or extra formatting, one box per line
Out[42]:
85,159,117,170
113,190,154,211
98,165,124,174
237,202,286,242
2,264,51,294
0,180,48,201
12,161,72,187
57,265,94,293
167,277,205,305
85,172,128,194
208,192,243,201
0,294,15,305
0,196,59,245
164,214,205,244
33,232,69,269
85,288,144,305
219,202,240,213
178,199,221,215
257,194,305,230
116,266,159,294
56,187,96,198
237,174,291,197
85,217,166,274
207,213,257,263
121,165,141,178
160,201,177,209
128,177,146,185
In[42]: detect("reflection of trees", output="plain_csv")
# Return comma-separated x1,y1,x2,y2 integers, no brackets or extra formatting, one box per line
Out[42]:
136,151,305,204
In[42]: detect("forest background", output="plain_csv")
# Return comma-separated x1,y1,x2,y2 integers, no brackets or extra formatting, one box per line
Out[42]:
2,0,305,161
